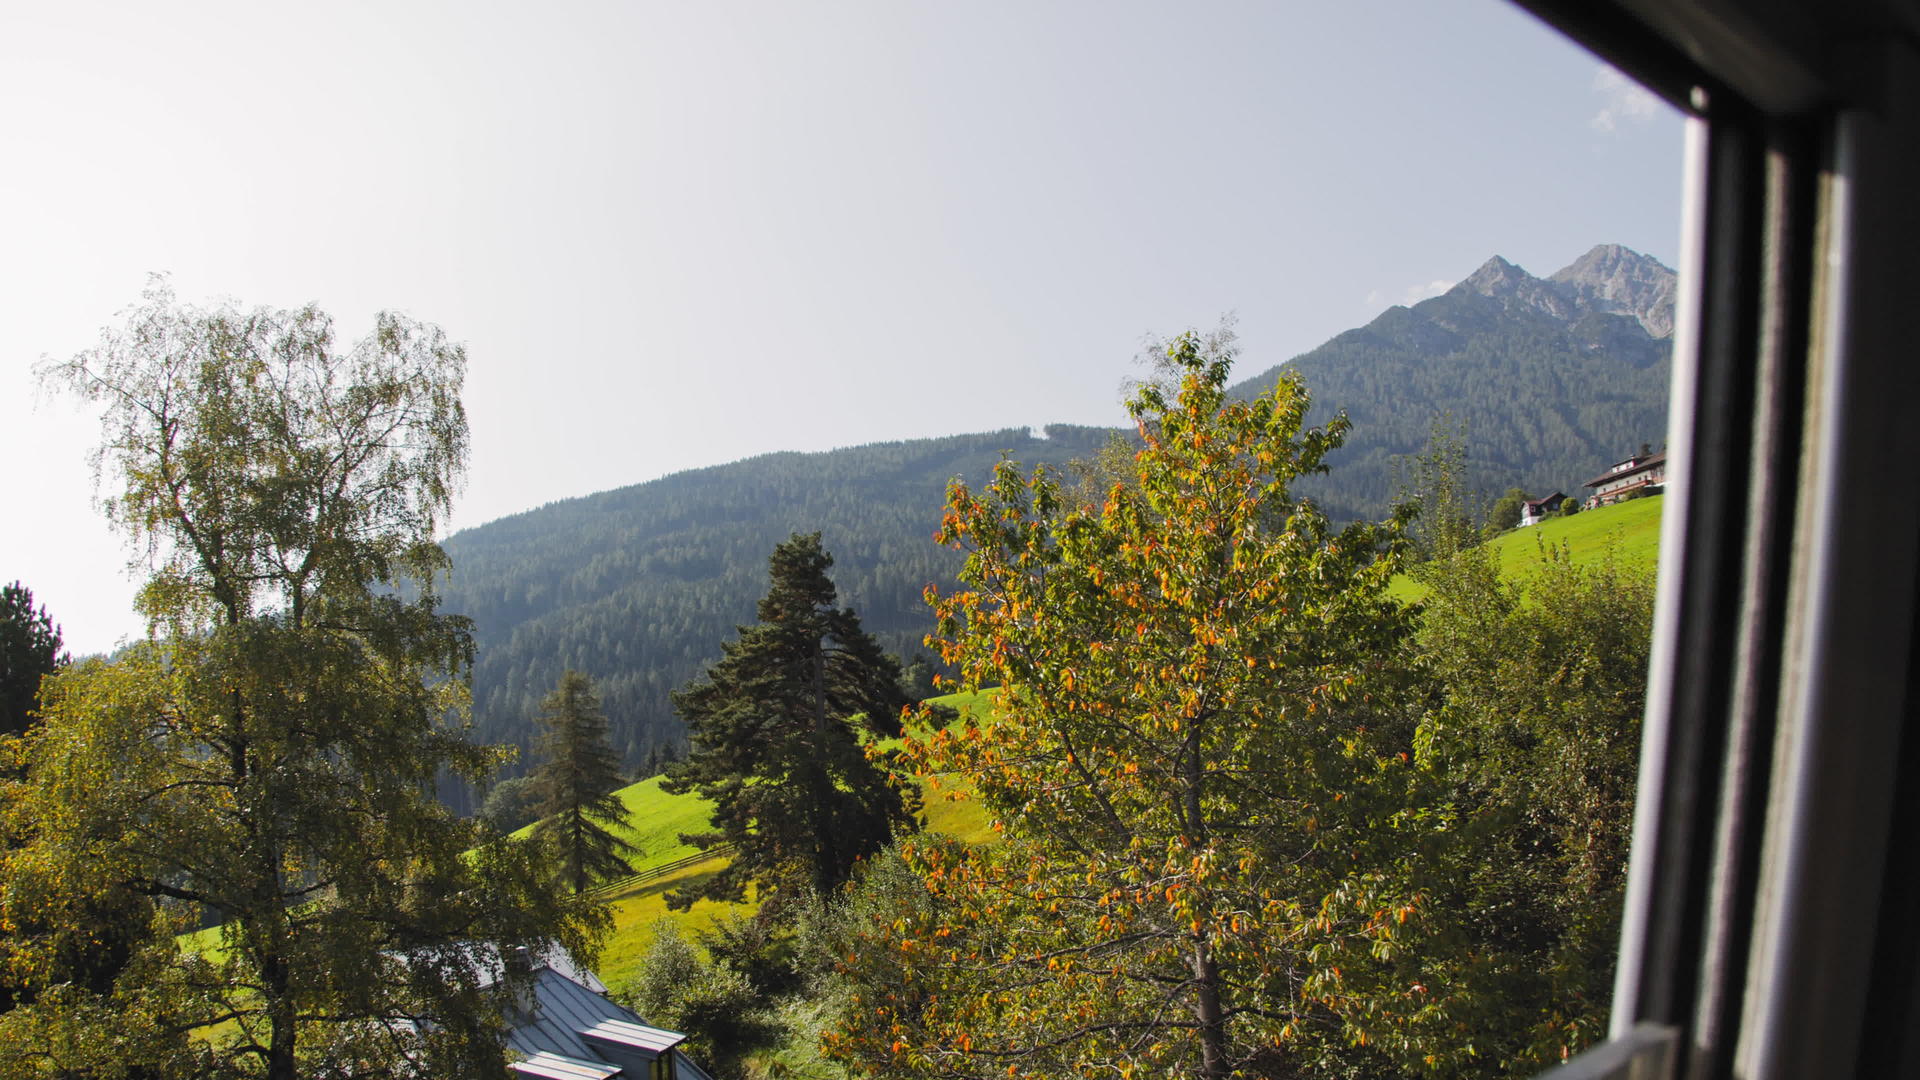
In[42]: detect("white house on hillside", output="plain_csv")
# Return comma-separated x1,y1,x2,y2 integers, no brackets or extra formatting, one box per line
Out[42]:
1520,491,1570,527
1583,450,1667,508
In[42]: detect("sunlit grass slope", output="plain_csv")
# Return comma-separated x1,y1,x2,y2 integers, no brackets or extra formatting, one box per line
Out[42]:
591,688,999,985
1389,494,1664,602
510,773,715,871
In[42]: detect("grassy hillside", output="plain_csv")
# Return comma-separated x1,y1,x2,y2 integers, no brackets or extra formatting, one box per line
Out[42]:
1389,494,1663,602
587,689,998,986
1490,494,1663,574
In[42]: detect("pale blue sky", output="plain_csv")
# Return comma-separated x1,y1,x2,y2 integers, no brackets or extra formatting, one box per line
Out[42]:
1,0,1683,653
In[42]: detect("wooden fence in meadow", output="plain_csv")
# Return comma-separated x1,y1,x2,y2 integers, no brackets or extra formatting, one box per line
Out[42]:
584,842,735,900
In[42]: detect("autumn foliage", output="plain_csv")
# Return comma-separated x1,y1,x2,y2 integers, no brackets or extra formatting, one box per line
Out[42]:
821,334,1455,1078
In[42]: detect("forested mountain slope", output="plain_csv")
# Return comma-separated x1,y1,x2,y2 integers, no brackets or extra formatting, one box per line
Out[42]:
1229,243,1673,520
437,427,1112,800
438,244,1673,795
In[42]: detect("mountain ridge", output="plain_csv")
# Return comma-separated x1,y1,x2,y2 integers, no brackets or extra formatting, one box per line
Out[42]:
437,244,1674,794
1223,243,1672,521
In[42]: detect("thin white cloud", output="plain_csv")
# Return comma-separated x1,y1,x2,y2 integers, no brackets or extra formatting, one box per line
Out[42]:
1590,64,1658,133
1365,279,1453,310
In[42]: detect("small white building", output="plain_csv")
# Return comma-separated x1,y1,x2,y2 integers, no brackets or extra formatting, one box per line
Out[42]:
1520,491,1570,527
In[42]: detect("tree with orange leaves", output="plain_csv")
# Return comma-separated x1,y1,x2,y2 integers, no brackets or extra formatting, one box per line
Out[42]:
823,333,1460,1079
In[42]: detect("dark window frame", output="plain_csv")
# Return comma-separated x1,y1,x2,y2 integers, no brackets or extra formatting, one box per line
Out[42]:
1509,3,1920,1077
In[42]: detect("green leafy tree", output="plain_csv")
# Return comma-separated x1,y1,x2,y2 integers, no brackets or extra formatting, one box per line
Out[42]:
529,670,634,893
0,582,64,742
617,920,771,1075
662,532,916,909
896,653,941,703
1,282,601,1079
479,774,543,834
1487,487,1531,534
1403,413,1482,558
1063,429,1145,510
838,335,1441,1079
1406,539,1654,1070
0,583,149,1034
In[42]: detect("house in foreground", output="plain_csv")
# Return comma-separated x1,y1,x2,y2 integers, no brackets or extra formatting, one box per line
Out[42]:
488,947,714,1080
1582,450,1666,508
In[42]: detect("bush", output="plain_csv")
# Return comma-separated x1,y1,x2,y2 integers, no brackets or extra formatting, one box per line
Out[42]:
699,912,801,998
617,920,772,1073
1487,487,1530,533
478,774,542,834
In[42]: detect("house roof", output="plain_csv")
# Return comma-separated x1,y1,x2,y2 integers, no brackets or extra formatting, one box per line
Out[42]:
510,1051,623,1080
582,1019,686,1055
382,942,709,1079
504,968,648,1062
501,963,715,1080
1522,492,1569,511
1583,451,1667,489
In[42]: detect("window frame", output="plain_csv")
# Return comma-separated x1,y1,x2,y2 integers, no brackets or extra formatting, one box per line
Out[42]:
1509,3,1920,1076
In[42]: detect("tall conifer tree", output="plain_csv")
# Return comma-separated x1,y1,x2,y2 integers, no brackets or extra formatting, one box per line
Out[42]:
663,532,914,908
0,581,64,742
529,670,634,893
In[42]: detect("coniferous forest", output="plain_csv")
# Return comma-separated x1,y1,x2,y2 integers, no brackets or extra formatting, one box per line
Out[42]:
438,426,1115,803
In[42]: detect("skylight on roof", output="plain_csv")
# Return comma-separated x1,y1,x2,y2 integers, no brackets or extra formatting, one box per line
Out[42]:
509,1050,623,1080
580,1019,686,1054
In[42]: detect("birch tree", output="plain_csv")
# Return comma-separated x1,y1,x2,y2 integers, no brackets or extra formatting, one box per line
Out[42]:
1,282,600,1079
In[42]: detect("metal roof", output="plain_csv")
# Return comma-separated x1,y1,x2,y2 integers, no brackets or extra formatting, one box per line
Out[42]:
505,969,649,1062
496,955,713,1080
582,1019,687,1054
509,1051,624,1080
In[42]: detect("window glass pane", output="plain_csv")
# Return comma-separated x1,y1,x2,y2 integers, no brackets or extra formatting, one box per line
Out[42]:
1,2,1682,1076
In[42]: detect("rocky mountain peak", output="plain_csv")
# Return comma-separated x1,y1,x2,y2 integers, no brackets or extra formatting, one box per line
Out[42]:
1445,244,1677,339
1453,255,1576,321
1459,255,1527,296
1549,244,1677,338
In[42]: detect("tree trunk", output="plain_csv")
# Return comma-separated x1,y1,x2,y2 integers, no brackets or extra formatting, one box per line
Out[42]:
266,975,297,1080
1191,939,1230,1080
810,648,834,893
1180,719,1229,1077
255,903,297,1080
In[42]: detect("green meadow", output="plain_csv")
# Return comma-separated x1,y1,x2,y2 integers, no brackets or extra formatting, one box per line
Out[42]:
1389,494,1664,603
587,687,998,987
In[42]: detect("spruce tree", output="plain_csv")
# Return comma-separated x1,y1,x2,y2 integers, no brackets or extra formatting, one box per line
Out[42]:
0,581,64,742
529,670,635,893
662,532,914,908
